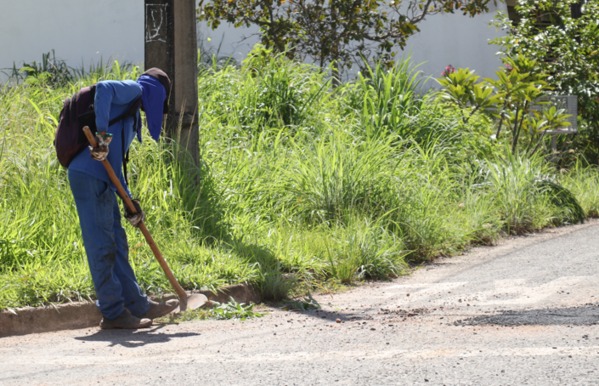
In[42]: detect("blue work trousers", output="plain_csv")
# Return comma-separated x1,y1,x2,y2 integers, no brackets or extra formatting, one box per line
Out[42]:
68,169,149,320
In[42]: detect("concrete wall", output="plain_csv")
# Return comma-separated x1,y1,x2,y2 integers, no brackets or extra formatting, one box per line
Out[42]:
0,0,145,81
403,3,506,85
1,1,506,83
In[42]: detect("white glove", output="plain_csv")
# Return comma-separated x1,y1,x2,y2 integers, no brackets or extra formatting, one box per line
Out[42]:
89,132,112,161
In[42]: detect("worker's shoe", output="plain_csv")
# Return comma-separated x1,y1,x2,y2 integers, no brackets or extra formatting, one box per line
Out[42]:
100,309,152,330
142,299,179,320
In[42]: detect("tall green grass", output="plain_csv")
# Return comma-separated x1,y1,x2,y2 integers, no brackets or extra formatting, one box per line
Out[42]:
1,51,598,310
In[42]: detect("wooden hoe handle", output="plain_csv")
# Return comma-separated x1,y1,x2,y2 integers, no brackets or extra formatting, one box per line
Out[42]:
82,126,189,309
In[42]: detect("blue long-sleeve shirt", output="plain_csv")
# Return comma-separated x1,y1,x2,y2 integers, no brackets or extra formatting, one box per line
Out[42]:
68,80,142,197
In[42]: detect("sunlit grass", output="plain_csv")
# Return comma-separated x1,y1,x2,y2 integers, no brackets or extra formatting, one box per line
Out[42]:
1,52,598,310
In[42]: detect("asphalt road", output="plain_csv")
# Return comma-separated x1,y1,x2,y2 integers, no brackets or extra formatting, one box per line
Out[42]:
1,220,598,386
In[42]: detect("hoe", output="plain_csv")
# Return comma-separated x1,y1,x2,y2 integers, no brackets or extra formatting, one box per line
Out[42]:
83,126,207,312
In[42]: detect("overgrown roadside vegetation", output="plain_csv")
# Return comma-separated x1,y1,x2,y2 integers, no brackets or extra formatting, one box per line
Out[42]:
1,46,598,311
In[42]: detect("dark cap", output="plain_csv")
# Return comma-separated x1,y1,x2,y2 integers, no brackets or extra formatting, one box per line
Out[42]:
142,67,171,113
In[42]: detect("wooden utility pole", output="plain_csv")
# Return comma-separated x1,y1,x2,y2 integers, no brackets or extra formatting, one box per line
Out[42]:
144,0,199,168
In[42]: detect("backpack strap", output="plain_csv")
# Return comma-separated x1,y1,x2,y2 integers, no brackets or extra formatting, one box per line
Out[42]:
105,96,141,189
123,128,130,188
108,96,142,126
119,97,142,189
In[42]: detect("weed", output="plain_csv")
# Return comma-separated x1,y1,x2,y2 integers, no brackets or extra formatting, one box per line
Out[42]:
211,298,264,320
282,294,321,311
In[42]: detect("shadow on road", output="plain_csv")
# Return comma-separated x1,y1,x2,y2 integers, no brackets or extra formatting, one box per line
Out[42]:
456,303,599,327
267,295,372,324
303,308,371,323
74,324,201,347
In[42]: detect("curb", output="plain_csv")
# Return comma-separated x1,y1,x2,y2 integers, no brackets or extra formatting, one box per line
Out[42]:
0,284,260,337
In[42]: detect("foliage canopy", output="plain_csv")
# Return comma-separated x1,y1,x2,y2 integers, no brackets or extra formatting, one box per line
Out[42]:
197,0,495,78
491,0,599,162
